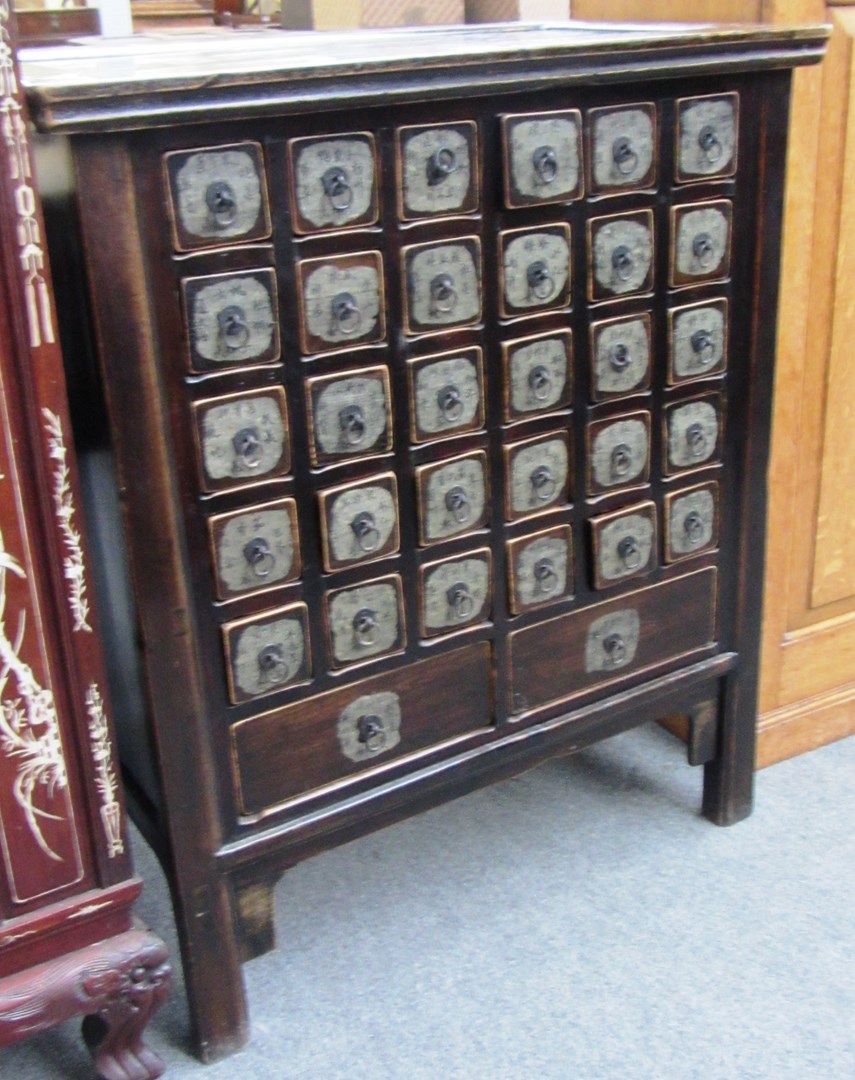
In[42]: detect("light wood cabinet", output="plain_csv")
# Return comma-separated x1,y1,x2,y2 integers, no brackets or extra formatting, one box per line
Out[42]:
574,0,855,765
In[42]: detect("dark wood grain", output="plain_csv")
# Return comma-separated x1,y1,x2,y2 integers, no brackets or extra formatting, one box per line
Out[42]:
21,24,826,1061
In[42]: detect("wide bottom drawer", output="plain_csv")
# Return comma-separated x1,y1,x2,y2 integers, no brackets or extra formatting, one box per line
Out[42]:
508,567,717,716
231,641,492,817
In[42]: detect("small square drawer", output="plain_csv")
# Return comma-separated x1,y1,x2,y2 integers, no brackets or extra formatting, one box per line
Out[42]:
288,132,379,233
164,141,271,251
504,431,571,522
588,210,654,301
664,481,720,562
508,567,717,716
182,268,279,372
419,548,492,637
208,498,300,600
589,500,657,590
499,224,572,316
296,251,385,354
397,121,479,219
670,200,732,287
306,366,392,466
501,109,583,208
675,93,739,183
507,525,573,615
192,387,290,493
223,602,310,704
402,237,482,334
587,411,650,495
590,313,651,401
318,473,399,572
503,330,572,421
324,575,405,669
587,103,657,194
668,299,728,384
416,451,489,545
408,346,485,444
231,642,491,815
664,393,724,475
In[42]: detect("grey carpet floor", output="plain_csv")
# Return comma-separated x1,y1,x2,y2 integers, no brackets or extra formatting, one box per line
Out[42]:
3,723,854,1079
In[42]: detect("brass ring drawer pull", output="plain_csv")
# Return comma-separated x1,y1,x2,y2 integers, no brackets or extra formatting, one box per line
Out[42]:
532,144,558,185
445,485,471,524
527,259,554,300
427,145,458,185
256,643,290,685
353,608,379,647
232,426,262,469
430,272,457,314
617,535,642,570
217,305,250,351
533,557,558,594
530,465,556,501
356,713,388,753
350,511,381,553
330,291,362,337
205,179,237,227
612,135,638,176
698,124,723,164
686,422,708,457
321,165,353,211
243,537,276,578
437,384,464,423
446,581,475,620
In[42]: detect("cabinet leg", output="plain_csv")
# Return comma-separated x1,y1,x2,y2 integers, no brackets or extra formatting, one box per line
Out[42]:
701,676,757,827
0,929,169,1080
81,931,171,1080
171,875,251,1063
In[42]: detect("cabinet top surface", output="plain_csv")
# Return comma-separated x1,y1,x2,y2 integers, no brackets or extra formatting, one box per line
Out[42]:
21,21,828,134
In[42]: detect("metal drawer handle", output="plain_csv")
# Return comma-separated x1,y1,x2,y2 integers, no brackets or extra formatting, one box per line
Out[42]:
205,180,237,228
698,124,723,164
445,485,471,524
691,328,716,364
530,465,556,502
617,535,642,570
430,272,457,315
232,426,262,469
609,343,632,372
528,364,553,402
447,581,475,621
533,557,558,594
427,146,458,186
612,135,638,176
612,245,635,283
357,713,387,753
321,165,353,211
330,292,362,337
683,510,706,546
437,384,464,423
243,537,275,578
610,442,633,479
257,643,289,685
603,632,626,665
217,305,250,351
527,260,554,301
350,511,381,553
353,608,379,647
692,232,717,270
339,404,366,446
532,144,558,185
686,421,708,457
